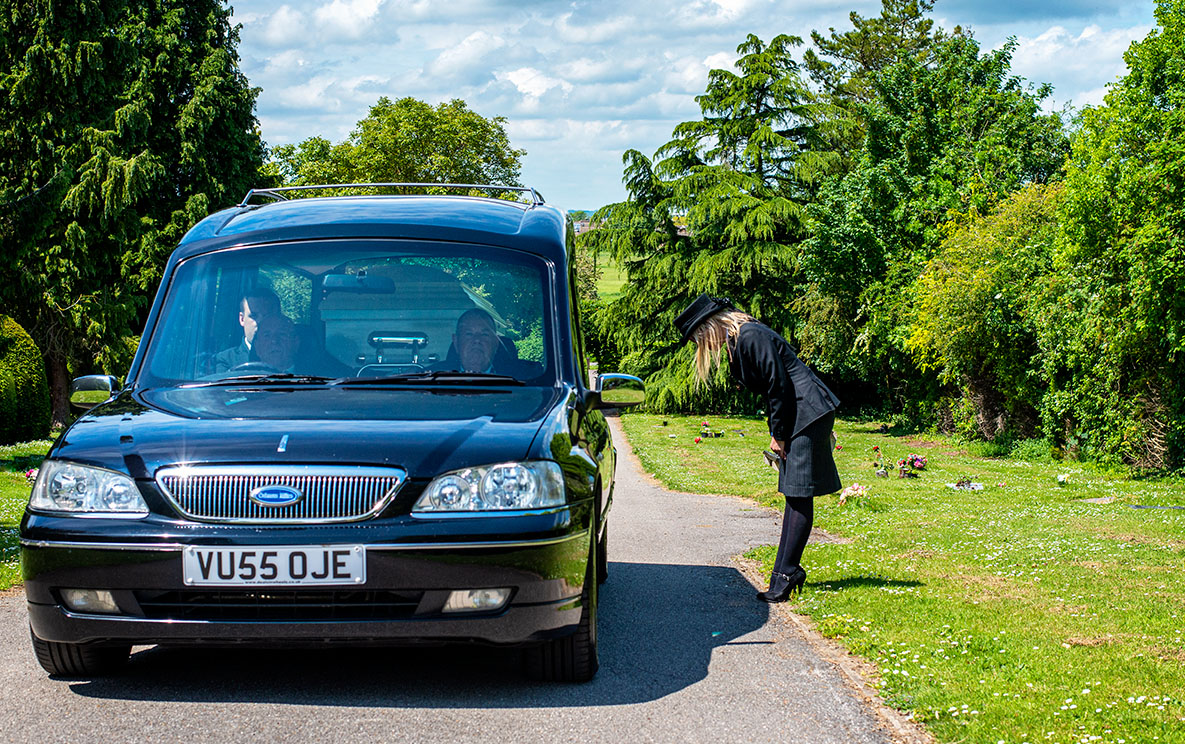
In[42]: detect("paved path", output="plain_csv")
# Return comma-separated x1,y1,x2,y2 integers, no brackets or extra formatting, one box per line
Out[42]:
0,417,896,744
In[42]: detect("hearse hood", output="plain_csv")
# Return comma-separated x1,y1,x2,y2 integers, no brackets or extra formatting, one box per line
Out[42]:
52,387,567,480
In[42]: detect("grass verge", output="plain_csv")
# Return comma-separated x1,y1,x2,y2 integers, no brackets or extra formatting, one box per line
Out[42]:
0,439,51,591
621,412,1185,744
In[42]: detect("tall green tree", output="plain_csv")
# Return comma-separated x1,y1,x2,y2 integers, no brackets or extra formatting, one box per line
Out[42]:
799,34,1068,411
584,34,835,412
803,0,940,105
0,0,266,422
269,97,525,187
1039,0,1185,467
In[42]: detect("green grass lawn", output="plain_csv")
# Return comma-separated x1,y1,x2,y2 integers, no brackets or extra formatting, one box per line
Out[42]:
594,252,628,303
621,413,1185,744
0,438,52,590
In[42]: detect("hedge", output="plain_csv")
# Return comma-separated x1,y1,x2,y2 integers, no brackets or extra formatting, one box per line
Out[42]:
0,315,51,444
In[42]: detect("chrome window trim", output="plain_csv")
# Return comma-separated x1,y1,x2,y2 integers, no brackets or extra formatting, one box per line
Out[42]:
155,465,407,524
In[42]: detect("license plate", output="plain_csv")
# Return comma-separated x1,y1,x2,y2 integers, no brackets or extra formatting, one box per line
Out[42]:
182,545,366,586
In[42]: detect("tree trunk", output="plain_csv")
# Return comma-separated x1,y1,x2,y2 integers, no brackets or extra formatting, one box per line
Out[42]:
46,349,72,428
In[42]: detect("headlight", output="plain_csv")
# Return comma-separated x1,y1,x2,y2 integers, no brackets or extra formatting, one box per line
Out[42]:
29,461,149,516
414,461,565,513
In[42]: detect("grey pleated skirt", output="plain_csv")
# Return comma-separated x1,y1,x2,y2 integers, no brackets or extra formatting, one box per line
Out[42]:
777,412,841,498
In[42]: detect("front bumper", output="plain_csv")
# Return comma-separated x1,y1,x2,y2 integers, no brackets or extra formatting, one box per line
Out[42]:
22,521,591,647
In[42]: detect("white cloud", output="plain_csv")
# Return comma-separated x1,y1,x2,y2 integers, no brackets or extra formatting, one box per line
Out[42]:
427,30,508,79
274,75,343,111
553,12,638,44
555,56,645,84
272,73,389,115
262,49,313,76
312,0,387,40
261,6,307,47
670,0,771,30
1008,22,1151,106
496,67,574,100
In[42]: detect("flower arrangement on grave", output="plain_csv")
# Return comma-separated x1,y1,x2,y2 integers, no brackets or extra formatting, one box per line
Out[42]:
838,482,867,506
25,467,38,485
698,420,723,439
871,445,889,478
896,454,923,478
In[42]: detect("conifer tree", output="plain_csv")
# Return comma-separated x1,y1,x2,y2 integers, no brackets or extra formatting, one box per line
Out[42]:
584,35,834,412
0,0,265,422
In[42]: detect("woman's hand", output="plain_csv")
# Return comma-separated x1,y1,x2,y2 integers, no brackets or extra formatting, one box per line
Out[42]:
770,436,786,459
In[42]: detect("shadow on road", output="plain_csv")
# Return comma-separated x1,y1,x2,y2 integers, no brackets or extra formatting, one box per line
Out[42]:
65,561,769,707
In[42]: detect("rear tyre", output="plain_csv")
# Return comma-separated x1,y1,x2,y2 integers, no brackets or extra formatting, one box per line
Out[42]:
30,628,129,677
524,542,598,683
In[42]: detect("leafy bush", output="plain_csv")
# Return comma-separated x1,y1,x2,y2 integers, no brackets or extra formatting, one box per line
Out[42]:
908,184,1061,441
0,315,51,444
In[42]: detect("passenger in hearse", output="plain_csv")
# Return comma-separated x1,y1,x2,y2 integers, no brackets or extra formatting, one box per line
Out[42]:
431,308,542,378
212,287,280,372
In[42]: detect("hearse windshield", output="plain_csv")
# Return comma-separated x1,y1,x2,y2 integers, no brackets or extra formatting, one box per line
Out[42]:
137,241,556,389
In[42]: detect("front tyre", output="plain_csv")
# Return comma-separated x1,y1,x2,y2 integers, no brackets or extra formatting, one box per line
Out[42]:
524,542,598,682
30,628,129,677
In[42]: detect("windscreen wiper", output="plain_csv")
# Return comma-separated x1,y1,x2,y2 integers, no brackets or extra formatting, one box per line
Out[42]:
181,373,340,388
336,371,525,386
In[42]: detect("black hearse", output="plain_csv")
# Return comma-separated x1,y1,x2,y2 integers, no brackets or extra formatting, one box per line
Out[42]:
21,184,643,683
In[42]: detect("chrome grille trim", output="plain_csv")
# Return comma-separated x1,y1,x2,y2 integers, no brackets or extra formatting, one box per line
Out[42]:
155,465,407,524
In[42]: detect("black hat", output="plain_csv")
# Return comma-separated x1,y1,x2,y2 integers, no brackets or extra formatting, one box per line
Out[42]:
674,294,735,344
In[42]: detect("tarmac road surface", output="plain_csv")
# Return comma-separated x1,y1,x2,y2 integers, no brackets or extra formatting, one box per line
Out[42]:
0,416,898,744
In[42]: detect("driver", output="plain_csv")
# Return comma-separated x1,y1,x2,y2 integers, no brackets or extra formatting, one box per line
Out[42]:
252,314,300,372
248,314,353,378
212,287,280,372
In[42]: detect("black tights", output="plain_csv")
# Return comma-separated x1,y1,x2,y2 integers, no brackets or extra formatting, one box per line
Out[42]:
772,496,813,575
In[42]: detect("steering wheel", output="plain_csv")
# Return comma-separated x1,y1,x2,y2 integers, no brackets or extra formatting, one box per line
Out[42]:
229,361,280,374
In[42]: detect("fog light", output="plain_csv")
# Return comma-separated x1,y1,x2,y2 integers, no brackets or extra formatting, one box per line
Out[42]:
60,589,120,614
442,588,511,613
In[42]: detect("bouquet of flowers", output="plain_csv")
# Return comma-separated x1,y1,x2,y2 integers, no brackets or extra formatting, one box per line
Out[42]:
698,420,722,439
24,467,38,485
871,445,888,478
838,482,868,506
905,453,927,470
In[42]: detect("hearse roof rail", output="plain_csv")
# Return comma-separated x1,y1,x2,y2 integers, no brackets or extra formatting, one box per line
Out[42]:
239,183,545,208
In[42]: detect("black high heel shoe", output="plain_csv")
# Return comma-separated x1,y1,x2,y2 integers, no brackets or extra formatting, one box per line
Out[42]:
756,566,806,602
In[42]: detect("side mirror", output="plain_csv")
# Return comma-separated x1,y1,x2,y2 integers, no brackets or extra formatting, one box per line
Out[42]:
70,375,119,411
593,373,645,409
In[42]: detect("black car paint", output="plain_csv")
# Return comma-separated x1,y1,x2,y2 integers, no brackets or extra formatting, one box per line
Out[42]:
21,195,617,650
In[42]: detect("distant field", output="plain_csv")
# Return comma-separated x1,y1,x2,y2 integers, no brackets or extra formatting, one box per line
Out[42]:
621,413,1185,744
594,252,628,303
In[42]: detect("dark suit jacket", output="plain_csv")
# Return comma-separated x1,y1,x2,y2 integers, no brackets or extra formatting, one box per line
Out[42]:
212,341,251,373
727,322,840,440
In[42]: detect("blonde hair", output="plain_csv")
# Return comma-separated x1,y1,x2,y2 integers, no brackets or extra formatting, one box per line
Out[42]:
691,309,756,384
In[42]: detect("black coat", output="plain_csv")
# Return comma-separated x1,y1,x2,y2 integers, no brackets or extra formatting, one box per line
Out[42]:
726,322,840,441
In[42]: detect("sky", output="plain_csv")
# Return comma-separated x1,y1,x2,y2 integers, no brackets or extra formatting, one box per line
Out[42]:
230,0,1159,211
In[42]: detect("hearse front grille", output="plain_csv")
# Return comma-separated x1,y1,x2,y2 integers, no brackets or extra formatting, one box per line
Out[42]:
155,465,406,523
134,589,423,621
